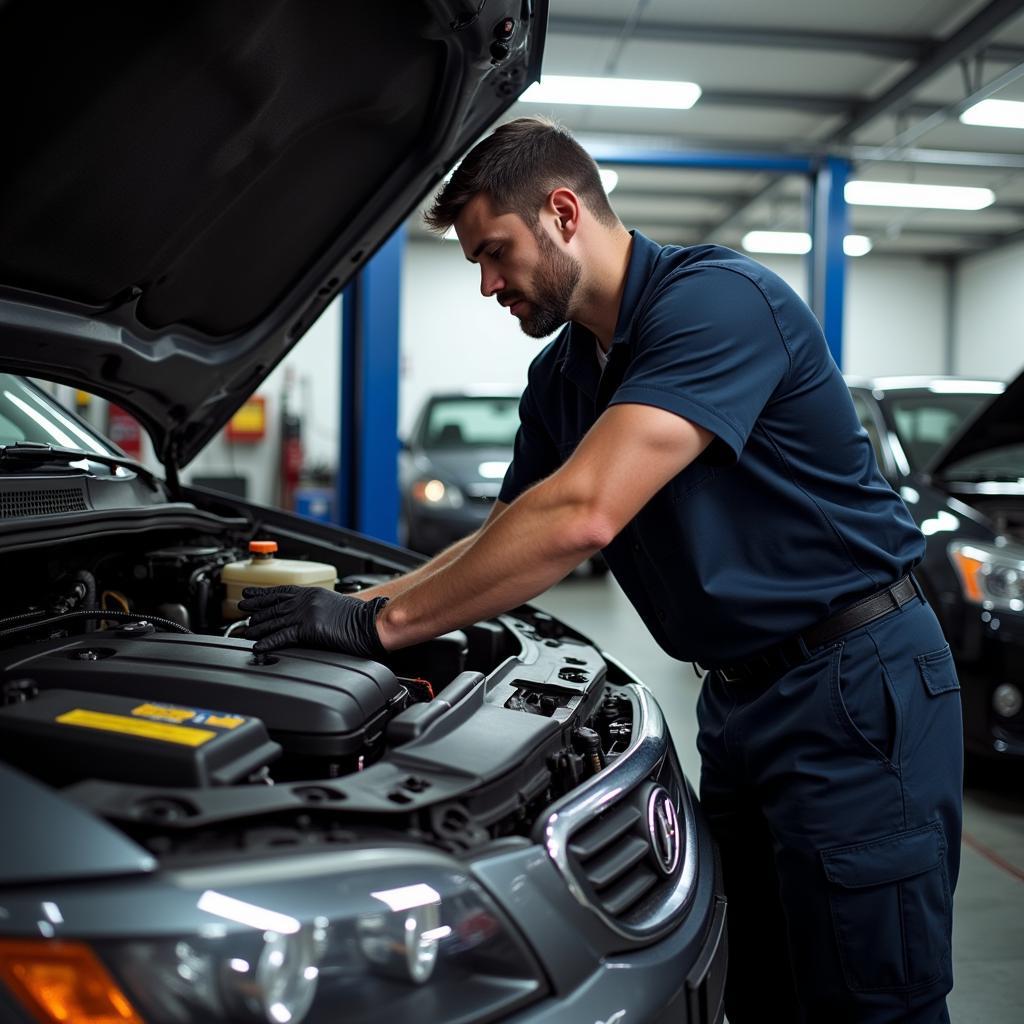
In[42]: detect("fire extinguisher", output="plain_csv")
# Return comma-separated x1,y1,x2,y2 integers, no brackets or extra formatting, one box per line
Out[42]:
279,367,303,510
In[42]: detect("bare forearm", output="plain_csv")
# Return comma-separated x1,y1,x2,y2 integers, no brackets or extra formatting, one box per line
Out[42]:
377,481,604,648
355,531,480,600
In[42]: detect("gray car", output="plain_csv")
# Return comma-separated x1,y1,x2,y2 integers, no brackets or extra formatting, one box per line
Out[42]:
0,3,725,1022
401,391,611,574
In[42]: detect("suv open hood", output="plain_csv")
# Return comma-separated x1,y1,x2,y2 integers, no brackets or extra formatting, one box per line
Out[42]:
0,0,545,474
930,367,1024,477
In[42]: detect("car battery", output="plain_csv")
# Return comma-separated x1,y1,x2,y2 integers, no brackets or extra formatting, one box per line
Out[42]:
0,689,281,788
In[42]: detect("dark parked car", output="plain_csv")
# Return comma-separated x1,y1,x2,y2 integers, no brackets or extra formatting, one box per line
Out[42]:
400,391,521,555
0,4,725,1023
847,374,1024,759
401,391,610,574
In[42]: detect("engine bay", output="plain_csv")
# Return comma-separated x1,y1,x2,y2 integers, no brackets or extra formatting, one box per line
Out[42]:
0,519,639,864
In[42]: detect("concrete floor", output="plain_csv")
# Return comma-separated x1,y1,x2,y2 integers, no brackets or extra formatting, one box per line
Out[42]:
536,573,1024,1021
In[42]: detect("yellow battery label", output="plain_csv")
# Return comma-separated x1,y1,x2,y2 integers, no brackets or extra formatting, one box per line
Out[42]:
132,703,196,722
205,714,245,730
57,709,217,747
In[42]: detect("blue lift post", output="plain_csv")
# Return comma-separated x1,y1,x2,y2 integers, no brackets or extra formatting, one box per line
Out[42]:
337,225,405,544
808,156,851,368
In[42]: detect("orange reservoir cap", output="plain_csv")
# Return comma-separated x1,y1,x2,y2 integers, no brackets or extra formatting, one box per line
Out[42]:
249,541,278,555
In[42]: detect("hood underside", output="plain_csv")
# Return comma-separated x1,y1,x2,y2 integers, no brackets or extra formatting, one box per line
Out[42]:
0,0,546,468
930,368,1024,478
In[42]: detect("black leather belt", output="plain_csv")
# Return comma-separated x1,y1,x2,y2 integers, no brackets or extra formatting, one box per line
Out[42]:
704,575,920,687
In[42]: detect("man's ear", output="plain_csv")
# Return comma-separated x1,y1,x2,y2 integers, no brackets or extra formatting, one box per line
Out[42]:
546,187,581,241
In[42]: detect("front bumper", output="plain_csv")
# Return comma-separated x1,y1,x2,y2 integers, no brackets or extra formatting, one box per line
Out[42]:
474,845,727,1024
954,607,1024,758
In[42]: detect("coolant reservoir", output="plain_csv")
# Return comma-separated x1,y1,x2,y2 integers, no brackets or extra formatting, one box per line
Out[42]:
221,541,337,621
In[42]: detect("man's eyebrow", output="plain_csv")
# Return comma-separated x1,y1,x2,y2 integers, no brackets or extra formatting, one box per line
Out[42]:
467,237,498,263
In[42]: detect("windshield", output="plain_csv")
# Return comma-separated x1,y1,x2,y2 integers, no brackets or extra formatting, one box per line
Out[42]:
887,392,991,471
422,396,520,449
0,374,118,460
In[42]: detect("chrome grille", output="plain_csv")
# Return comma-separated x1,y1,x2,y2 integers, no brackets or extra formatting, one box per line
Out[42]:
536,680,699,942
568,798,660,919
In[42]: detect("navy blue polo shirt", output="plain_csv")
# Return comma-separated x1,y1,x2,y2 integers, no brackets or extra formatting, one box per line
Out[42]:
499,231,925,666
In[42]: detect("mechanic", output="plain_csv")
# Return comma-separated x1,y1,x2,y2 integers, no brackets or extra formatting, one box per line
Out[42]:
240,117,963,1023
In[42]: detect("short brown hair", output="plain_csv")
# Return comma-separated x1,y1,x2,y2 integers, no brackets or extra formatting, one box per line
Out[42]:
424,116,618,233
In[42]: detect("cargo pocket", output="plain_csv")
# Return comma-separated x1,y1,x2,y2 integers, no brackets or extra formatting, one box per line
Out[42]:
916,644,960,695
821,822,949,992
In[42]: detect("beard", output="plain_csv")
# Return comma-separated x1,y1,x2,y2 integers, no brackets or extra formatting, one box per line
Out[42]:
502,229,581,339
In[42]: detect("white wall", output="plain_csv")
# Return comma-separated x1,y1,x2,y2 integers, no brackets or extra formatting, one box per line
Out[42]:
953,240,1024,382
399,240,548,436
399,242,950,422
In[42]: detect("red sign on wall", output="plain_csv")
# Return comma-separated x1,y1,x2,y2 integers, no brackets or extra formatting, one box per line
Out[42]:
106,404,143,459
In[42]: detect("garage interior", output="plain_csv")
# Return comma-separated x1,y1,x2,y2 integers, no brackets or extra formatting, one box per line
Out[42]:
41,1,1022,1020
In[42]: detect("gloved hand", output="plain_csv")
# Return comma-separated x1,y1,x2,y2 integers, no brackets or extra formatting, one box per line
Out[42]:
237,586,389,658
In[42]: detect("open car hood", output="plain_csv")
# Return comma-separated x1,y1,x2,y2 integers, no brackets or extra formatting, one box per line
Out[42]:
0,0,546,471
930,367,1024,478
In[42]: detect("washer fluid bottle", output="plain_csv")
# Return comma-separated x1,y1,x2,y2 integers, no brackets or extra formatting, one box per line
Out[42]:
221,541,338,621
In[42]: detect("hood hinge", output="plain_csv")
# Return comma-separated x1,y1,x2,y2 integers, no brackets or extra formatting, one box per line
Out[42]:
161,442,181,498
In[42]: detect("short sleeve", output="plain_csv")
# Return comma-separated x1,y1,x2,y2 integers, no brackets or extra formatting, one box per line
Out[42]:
608,266,790,464
498,367,560,504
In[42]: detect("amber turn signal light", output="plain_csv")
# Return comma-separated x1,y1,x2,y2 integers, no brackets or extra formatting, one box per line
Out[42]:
0,939,143,1024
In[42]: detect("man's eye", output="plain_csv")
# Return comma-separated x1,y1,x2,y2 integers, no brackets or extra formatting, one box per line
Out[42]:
488,248,502,260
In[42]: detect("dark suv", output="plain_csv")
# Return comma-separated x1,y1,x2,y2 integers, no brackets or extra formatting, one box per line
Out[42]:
847,374,1024,759
0,4,725,1023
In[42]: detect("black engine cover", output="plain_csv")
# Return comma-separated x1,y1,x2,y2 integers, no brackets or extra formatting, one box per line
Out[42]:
0,632,405,758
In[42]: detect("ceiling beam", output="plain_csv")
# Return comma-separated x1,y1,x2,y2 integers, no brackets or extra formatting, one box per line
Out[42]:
831,0,1024,141
547,15,1024,63
690,0,1024,241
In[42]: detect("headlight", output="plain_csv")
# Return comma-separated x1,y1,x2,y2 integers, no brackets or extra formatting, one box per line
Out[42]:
0,852,545,1024
410,478,464,509
948,541,1024,612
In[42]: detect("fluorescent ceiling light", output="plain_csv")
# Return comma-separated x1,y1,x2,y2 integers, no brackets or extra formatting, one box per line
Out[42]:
521,75,701,110
960,98,1024,130
845,180,995,210
741,232,872,256
599,168,619,194
742,231,811,255
843,234,873,257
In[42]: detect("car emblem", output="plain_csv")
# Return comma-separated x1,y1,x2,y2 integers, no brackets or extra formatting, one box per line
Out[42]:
647,786,681,875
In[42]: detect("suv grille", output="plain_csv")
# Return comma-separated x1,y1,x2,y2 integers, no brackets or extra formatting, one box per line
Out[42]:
568,800,659,918
0,487,88,518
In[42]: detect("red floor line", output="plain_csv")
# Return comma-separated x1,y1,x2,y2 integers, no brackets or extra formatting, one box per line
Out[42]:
962,829,1024,883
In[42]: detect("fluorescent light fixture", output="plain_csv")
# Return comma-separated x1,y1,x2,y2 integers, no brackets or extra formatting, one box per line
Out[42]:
521,75,701,110
197,890,301,935
960,98,1024,130
845,180,995,210
843,234,873,257
478,461,510,479
741,232,872,257
599,168,619,194
741,231,811,255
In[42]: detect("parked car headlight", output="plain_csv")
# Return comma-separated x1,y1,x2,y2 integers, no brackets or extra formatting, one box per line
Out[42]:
0,853,544,1024
410,478,464,509
948,540,1024,612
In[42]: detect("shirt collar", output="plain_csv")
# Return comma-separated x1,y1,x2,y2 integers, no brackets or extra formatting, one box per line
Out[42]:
611,230,661,347
560,230,662,397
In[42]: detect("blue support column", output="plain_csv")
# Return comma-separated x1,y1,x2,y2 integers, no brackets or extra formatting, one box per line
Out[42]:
336,226,404,543
808,157,851,368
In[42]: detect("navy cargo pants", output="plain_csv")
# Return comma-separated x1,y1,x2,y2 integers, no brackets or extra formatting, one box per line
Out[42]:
697,596,963,1023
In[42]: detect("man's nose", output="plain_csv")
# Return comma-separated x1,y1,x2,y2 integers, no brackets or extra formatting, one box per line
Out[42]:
480,268,505,298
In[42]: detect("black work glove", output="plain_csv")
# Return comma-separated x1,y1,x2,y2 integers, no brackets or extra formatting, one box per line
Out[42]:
237,586,389,658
